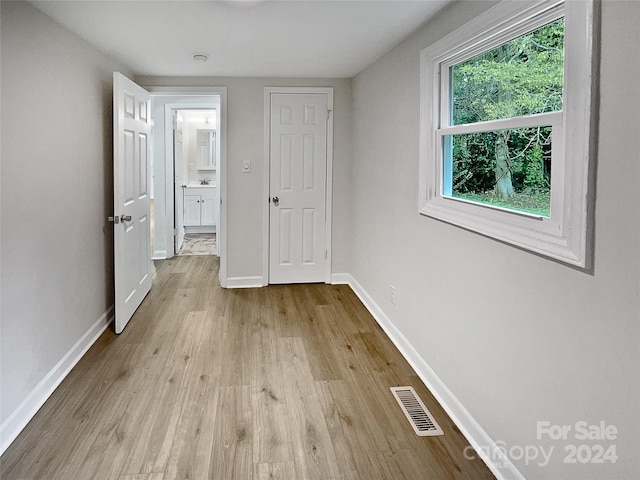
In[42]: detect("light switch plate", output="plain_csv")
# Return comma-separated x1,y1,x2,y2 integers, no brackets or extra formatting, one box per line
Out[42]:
242,160,251,173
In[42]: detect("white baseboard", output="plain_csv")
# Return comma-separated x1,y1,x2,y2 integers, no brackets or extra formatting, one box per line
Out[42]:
342,274,525,480
330,273,352,284
152,249,167,260
225,276,265,289
184,226,216,234
0,306,113,455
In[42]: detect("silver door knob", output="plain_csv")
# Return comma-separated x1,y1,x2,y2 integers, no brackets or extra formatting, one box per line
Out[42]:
120,215,132,222
272,196,279,206
107,216,120,224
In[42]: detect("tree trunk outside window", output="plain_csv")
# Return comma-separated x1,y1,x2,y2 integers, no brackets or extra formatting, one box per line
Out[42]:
495,130,514,199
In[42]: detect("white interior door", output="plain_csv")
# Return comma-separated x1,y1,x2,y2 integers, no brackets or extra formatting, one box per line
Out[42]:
113,72,152,334
173,111,185,253
214,107,221,256
269,93,328,284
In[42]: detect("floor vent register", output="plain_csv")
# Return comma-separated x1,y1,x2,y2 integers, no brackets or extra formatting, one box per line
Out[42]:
390,386,444,437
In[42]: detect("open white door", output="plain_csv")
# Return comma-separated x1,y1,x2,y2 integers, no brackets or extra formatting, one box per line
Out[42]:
173,111,185,254
269,92,329,284
112,72,152,334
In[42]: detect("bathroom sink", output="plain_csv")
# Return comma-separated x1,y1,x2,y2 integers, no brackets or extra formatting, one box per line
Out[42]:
186,181,216,188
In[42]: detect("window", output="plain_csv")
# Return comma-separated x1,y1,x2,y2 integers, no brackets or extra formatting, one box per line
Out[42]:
419,0,597,267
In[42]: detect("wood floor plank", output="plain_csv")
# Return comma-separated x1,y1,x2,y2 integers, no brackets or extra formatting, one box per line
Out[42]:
278,336,342,480
314,380,362,480
272,286,305,338
1,255,495,480
313,304,370,379
119,306,204,475
316,377,399,480
218,290,253,387
119,473,165,480
164,330,219,480
209,385,253,480
327,284,377,334
299,311,345,381
253,461,296,480
251,289,292,464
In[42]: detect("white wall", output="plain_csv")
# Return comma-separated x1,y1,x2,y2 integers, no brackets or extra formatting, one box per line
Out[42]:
350,1,640,479
138,76,353,279
0,1,130,449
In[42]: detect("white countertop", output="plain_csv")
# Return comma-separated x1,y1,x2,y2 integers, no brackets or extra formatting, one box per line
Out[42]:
185,182,216,188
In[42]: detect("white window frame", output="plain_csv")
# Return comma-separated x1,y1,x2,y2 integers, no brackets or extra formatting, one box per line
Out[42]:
419,0,598,268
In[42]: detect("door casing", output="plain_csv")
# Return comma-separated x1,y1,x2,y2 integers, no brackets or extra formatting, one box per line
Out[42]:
263,87,334,285
172,110,185,254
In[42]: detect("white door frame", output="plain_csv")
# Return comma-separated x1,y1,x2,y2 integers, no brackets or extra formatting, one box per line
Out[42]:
163,102,218,255
144,86,228,287
263,87,334,285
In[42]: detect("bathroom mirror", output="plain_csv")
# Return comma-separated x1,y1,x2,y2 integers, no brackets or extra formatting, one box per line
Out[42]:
197,129,216,170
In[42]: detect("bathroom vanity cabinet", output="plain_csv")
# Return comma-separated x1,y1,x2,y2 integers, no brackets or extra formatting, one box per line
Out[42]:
183,186,216,232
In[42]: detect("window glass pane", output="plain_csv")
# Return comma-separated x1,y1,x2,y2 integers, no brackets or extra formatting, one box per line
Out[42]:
444,126,552,216
451,18,564,125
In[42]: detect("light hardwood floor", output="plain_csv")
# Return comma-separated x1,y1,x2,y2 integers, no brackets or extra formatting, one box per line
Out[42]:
1,255,495,480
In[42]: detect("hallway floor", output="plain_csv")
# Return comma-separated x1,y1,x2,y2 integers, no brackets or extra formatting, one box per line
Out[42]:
1,256,494,480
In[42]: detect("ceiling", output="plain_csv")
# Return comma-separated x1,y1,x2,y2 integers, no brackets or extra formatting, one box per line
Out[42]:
30,0,451,78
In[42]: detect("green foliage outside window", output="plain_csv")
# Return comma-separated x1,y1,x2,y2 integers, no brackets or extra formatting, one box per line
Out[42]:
448,18,564,216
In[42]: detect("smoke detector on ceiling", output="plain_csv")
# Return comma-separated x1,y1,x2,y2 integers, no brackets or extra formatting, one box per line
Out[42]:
192,53,209,63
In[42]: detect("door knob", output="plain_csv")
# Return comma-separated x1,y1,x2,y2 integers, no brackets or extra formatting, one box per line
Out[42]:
120,215,132,222
107,216,120,224
272,196,279,206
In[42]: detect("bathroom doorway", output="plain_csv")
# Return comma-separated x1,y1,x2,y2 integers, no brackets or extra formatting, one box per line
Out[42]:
146,87,228,285
172,108,219,257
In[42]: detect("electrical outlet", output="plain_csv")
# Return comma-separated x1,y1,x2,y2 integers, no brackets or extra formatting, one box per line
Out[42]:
390,285,397,305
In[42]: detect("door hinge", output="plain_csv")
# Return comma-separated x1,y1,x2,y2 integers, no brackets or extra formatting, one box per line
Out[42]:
324,250,327,260
327,109,332,120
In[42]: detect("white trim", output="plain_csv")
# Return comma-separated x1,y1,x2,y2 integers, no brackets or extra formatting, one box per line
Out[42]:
144,86,224,95
0,307,113,455
330,273,352,284
438,111,561,136
340,274,524,480
184,225,216,234
152,249,168,260
225,276,265,289
263,87,335,285
144,86,228,287
262,91,271,286
324,96,335,284
418,0,597,268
